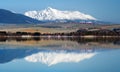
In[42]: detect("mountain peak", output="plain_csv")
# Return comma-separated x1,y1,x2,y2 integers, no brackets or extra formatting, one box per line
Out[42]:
44,7,57,13
46,7,54,10
25,7,97,22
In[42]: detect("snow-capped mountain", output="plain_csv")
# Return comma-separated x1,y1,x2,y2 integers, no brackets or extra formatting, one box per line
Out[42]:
25,51,96,66
25,7,97,23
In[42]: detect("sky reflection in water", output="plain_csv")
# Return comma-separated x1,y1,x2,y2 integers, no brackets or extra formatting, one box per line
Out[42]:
0,37,120,72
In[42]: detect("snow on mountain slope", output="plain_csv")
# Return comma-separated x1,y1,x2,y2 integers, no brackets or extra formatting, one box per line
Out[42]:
25,7,97,21
25,51,96,66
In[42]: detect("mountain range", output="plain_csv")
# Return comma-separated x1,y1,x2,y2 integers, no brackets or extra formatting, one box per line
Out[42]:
25,7,96,22
25,7,100,23
0,7,110,24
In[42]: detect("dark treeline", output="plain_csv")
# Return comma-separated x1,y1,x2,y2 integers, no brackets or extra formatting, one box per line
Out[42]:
0,28,120,37
0,31,41,37
0,36,120,45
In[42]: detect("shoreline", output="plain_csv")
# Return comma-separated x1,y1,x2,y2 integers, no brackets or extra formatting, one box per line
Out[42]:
0,35,120,38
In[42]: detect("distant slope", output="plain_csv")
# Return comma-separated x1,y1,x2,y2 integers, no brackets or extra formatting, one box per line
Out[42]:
0,9,42,24
0,23,120,33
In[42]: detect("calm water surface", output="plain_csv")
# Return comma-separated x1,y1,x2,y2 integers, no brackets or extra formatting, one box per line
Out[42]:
0,37,120,72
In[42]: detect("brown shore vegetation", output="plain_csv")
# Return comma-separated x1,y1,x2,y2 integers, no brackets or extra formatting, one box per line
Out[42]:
0,28,120,37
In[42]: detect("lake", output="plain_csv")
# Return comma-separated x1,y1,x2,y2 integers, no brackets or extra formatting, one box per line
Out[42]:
0,37,120,72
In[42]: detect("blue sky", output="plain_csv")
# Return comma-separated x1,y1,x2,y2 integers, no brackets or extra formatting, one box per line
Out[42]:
0,0,120,23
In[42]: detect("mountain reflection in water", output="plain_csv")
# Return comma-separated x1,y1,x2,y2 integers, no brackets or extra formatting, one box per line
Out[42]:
0,37,120,66
25,50,96,66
